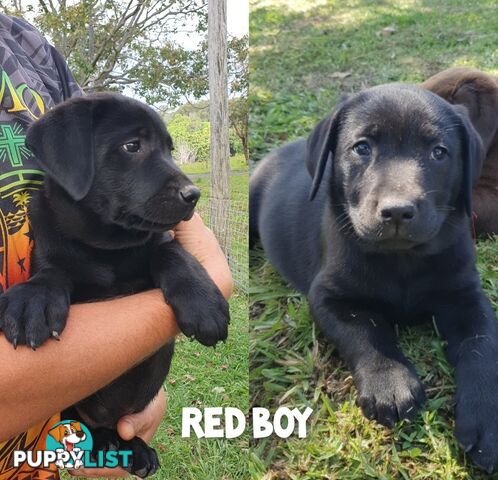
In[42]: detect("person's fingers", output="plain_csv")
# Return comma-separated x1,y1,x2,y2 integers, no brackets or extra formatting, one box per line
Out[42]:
117,416,136,442
174,213,218,263
68,466,129,478
117,388,167,442
69,391,167,478
174,213,233,298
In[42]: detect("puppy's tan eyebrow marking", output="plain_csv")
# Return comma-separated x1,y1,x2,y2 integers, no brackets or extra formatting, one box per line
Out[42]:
356,124,381,138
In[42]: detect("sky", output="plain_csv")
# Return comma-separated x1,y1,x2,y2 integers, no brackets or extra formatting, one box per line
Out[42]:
20,0,248,41
227,0,249,37
17,0,248,105
175,0,248,49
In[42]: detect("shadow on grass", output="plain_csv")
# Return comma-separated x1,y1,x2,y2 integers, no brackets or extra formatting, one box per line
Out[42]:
249,0,498,161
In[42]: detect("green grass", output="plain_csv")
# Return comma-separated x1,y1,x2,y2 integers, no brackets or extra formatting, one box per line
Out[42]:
250,0,498,162
154,293,249,479
181,154,248,175
250,0,498,478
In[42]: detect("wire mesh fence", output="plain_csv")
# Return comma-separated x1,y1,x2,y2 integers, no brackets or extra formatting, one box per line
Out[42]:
194,173,248,292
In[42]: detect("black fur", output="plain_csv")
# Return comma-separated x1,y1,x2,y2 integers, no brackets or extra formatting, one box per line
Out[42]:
250,84,498,473
0,93,229,477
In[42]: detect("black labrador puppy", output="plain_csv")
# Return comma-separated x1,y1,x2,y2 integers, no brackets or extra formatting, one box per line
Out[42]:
0,93,229,477
250,84,498,473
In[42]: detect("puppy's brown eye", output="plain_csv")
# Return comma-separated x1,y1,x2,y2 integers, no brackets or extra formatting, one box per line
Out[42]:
431,146,447,161
352,141,371,156
123,141,140,153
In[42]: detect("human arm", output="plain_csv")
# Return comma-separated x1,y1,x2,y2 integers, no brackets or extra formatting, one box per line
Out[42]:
0,213,232,441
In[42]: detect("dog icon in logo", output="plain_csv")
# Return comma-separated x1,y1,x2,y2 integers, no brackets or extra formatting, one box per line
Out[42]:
48,421,88,469
49,421,86,450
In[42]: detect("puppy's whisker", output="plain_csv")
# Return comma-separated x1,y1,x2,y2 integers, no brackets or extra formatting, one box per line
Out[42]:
335,214,350,225
337,217,353,234
436,205,456,212
422,190,440,197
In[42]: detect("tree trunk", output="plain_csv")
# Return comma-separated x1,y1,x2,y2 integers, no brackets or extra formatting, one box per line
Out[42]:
208,0,230,255
242,134,249,164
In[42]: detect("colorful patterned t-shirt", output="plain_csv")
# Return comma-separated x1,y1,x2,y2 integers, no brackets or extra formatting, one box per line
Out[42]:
0,14,82,480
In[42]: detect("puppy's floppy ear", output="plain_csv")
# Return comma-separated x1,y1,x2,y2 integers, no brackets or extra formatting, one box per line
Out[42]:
306,100,346,201
71,421,82,431
454,104,485,216
25,98,94,201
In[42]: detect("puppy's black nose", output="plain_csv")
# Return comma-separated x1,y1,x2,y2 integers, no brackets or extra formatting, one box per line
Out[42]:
76,431,85,438
379,200,416,223
180,185,200,204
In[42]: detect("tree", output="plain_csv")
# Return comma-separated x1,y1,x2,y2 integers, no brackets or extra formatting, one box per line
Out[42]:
167,114,210,162
0,0,207,101
227,34,248,162
0,0,248,154
229,97,248,163
152,33,249,158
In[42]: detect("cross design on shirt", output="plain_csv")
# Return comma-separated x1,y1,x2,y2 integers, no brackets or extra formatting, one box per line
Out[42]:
0,122,32,167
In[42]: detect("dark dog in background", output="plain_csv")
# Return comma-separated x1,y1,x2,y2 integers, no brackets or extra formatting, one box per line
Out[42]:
0,93,229,477
422,67,498,236
250,84,498,472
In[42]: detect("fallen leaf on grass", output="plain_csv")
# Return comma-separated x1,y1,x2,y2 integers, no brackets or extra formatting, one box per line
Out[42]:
377,26,397,36
329,71,352,79
212,386,226,394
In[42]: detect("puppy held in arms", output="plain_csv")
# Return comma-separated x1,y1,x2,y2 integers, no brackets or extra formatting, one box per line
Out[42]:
0,93,229,478
250,84,498,472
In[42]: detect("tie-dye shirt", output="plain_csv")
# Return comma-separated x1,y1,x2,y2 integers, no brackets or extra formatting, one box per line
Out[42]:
0,14,82,480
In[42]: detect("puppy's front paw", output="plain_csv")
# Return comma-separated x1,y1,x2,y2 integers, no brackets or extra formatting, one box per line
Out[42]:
455,380,498,473
174,286,229,347
91,428,159,478
0,282,69,349
354,360,426,428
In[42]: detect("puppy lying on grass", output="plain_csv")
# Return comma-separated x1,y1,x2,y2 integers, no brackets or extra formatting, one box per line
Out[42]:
250,83,498,473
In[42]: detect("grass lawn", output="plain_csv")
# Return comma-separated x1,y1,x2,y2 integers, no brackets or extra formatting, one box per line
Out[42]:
250,0,498,479
155,293,249,479
250,0,498,161
181,154,248,175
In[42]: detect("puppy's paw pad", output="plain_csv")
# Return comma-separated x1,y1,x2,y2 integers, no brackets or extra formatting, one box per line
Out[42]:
130,442,159,478
92,429,159,478
355,362,425,427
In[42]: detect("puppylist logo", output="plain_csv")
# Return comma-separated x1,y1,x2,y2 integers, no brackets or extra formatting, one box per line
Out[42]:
13,420,132,470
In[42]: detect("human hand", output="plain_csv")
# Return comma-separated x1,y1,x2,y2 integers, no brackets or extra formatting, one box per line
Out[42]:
172,213,233,299
68,389,167,478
